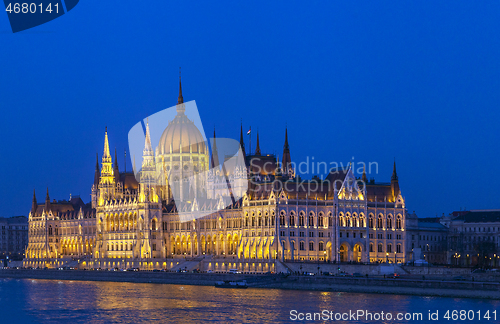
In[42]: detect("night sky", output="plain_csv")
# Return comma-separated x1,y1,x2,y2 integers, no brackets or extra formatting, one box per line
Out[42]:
1,1,499,218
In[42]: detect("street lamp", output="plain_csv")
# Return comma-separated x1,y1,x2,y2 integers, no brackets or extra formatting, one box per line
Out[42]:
386,252,389,263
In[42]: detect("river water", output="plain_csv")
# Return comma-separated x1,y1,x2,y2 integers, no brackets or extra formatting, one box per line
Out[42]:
0,279,498,323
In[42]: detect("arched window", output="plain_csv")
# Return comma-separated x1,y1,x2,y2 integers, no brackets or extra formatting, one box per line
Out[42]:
318,213,324,227
299,241,305,250
289,214,295,226
369,243,374,252
251,215,255,227
377,215,383,228
258,217,262,226
369,217,374,228
387,244,392,253
152,219,157,231
377,243,383,252
346,217,351,227
299,213,305,226
265,217,269,226
308,212,315,226
328,215,333,227
396,216,402,229
387,217,392,229
279,213,285,226
309,241,314,251
245,216,249,227
319,242,324,251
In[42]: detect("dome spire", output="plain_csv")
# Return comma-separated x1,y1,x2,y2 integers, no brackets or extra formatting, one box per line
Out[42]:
178,67,184,105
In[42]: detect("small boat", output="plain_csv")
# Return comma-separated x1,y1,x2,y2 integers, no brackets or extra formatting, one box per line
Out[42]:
215,280,248,289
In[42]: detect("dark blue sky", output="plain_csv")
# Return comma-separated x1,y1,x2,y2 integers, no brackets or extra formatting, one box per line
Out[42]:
1,1,499,217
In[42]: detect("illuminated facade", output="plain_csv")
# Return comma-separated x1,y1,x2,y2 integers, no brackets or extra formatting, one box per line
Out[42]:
25,80,408,271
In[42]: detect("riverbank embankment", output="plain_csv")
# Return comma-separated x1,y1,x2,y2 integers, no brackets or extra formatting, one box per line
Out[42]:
1,269,498,300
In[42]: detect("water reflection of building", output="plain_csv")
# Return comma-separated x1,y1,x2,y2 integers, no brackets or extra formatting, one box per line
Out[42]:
25,80,409,271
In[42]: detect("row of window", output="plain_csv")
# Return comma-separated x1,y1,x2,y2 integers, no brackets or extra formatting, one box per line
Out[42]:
369,242,403,253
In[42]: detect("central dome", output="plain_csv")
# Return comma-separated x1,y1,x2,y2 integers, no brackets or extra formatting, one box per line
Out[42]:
157,106,207,154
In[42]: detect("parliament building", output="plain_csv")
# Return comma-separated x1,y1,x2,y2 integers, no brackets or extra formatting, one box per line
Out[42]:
24,80,408,272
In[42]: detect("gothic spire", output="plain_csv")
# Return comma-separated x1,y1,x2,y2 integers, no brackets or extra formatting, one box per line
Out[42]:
391,159,398,181
284,127,289,149
211,128,219,168
362,164,367,183
45,187,51,211
103,127,111,162
94,153,100,185
31,189,37,215
255,131,261,155
239,122,246,157
282,127,291,174
143,120,153,156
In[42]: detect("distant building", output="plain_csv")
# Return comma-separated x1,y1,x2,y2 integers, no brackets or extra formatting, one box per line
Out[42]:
405,213,448,264
446,210,500,267
0,216,28,260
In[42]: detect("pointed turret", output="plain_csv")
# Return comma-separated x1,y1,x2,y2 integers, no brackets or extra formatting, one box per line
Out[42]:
362,164,367,183
255,131,261,155
391,160,400,199
239,122,246,158
98,128,116,205
45,187,51,211
140,120,156,195
143,120,154,156
282,127,291,174
391,160,398,181
103,127,111,162
211,128,219,168
100,127,114,180
31,189,37,215
94,153,100,185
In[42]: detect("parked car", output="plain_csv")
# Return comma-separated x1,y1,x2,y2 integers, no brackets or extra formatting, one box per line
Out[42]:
387,273,400,279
